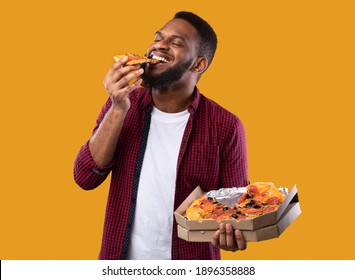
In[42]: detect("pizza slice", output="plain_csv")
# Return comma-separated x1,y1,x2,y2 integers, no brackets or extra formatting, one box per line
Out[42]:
113,53,161,65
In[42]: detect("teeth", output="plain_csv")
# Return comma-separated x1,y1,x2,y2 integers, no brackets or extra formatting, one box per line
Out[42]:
152,55,168,63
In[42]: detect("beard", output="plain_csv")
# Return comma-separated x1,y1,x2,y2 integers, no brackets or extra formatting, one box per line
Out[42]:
142,58,194,90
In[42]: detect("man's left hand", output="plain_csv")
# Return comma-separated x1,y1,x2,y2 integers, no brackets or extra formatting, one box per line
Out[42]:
211,223,247,252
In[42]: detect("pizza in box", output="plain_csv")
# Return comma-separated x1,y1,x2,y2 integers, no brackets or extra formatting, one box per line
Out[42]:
185,182,286,222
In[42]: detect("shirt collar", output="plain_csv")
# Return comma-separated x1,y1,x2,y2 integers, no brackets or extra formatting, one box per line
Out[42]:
188,86,201,114
141,86,201,114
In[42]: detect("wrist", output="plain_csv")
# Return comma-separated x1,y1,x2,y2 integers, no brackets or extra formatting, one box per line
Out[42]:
108,104,129,118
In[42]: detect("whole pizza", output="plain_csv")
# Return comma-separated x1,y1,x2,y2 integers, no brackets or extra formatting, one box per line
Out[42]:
185,182,286,222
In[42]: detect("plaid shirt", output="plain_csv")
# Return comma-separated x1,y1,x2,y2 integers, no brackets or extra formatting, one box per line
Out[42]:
74,87,249,260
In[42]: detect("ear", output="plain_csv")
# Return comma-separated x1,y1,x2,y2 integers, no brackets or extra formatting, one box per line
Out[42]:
191,56,208,74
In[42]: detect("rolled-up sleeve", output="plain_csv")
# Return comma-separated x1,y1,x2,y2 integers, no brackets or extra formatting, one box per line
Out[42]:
74,141,115,190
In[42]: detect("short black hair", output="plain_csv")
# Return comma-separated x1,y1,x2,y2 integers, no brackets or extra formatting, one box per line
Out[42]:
174,11,218,68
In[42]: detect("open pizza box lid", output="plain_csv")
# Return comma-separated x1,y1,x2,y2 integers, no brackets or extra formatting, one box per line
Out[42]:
174,184,299,231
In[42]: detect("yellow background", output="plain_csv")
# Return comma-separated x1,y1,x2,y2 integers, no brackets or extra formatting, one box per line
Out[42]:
1,0,354,260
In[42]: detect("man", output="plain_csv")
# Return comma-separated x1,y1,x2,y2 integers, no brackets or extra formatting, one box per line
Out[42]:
74,11,249,260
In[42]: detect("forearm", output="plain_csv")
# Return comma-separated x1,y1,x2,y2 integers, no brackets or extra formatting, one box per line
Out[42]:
89,106,127,167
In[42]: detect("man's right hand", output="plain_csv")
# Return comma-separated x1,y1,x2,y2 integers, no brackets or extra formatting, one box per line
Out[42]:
103,56,144,112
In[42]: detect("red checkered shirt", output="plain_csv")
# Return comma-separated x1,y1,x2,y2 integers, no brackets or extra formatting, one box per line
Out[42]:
74,87,249,260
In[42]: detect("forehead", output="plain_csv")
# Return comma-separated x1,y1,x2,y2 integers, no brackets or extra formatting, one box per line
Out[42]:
157,18,198,41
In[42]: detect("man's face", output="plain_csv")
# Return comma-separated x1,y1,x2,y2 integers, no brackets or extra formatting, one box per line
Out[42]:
142,18,199,89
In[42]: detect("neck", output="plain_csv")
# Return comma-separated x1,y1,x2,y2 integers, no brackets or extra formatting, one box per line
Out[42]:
151,83,195,113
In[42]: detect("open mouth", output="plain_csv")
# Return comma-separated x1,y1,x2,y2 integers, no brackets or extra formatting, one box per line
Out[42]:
147,53,172,65
151,55,168,63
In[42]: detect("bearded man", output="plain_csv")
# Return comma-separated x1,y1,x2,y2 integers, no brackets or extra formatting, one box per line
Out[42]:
74,11,249,260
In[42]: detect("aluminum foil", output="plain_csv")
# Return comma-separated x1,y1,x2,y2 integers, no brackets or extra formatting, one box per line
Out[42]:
206,186,289,208
206,187,247,208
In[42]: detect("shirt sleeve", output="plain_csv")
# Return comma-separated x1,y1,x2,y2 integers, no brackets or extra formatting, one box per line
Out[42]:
73,98,116,190
219,116,249,188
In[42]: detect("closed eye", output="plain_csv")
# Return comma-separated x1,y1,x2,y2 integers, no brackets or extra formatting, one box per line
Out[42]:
171,42,181,47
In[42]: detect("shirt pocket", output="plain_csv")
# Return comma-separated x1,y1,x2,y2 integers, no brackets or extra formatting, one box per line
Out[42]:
182,144,220,190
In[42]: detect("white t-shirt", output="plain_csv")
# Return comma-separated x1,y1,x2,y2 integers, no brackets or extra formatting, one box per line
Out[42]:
127,106,190,259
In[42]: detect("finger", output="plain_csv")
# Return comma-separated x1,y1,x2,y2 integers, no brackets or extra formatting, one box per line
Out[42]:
110,64,141,84
225,223,237,249
115,68,144,89
111,78,143,102
105,56,129,79
211,229,220,247
104,56,137,86
128,78,143,90
234,230,247,250
219,223,227,247
105,64,140,90
113,55,129,69
105,67,143,94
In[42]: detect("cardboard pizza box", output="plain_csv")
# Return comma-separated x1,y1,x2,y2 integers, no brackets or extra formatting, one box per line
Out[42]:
174,184,300,231
177,201,301,242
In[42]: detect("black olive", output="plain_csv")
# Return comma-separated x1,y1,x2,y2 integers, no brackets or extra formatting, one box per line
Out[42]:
253,205,261,209
236,211,242,214
212,201,218,204
231,214,238,219
207,197,213,201
246,194,252,199
249,200,255,205
223,207,229,211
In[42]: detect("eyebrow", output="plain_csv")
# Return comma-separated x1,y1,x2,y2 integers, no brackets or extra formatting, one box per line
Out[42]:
155,31,187,42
